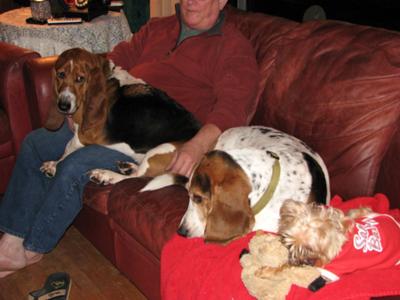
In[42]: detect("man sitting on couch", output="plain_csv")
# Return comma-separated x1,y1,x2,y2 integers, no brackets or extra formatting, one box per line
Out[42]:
0,0,260,277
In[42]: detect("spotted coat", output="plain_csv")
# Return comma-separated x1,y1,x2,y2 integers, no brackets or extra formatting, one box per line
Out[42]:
214,126,330,232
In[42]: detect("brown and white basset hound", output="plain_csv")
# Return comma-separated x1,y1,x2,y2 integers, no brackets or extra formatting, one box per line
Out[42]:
90,126,331,244
40,48,201,178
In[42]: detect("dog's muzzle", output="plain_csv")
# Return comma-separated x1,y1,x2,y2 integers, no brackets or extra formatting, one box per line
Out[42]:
57,91,77,114
177,225,189,237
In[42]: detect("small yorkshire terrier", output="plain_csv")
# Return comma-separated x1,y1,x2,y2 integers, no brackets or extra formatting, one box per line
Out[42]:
278,199,400,281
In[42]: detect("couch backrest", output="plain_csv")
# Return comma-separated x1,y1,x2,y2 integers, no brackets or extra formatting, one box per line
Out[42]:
21,9,400,207
226,7,298,102
227,7,400,206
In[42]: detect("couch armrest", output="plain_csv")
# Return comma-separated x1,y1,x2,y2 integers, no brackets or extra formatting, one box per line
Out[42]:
0,42,40,153
24,56,58,129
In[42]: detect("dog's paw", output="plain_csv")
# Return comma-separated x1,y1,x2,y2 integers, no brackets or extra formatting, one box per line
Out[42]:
40,161,57,177
117,161,138,175
88,169,127,185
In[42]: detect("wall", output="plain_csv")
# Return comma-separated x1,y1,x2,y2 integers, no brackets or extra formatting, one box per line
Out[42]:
123,0,149,32
0,0,19,13
150,0,178,17
122,0,177,33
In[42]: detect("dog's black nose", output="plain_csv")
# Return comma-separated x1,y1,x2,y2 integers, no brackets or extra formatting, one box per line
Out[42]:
58,101,71,113
177,226,188,237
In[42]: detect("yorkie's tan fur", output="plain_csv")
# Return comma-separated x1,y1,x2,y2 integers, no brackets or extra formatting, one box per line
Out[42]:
278,199,371,267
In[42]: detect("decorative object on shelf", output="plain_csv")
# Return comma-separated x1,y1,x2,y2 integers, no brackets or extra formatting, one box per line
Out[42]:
65,0,108,21
30,0,52,22
75,0,88,9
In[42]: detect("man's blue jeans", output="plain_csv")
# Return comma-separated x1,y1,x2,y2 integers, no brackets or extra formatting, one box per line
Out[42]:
0,122,134,253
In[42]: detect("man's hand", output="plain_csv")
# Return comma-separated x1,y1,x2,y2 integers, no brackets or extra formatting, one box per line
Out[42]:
168,140,205,177
167,123,221,177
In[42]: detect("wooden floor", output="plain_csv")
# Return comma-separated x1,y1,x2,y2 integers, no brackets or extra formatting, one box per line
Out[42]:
0,226,147,300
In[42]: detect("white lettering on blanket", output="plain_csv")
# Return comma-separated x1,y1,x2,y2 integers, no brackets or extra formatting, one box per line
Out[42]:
353,218,383,253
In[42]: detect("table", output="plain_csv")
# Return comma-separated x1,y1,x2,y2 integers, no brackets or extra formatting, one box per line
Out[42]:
0,7,132,57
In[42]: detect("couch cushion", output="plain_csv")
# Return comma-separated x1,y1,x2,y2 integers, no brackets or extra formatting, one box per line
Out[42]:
251,20,400,200
108,178,188,259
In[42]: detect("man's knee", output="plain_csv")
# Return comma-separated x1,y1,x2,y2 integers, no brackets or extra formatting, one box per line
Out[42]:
56,145,109,176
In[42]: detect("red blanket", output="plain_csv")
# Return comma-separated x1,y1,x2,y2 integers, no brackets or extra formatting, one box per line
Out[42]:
161,194,400,299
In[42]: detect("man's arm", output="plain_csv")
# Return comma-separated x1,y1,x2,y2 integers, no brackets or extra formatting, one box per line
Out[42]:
206,38,260,131
169,34,260,176
107,20,151,71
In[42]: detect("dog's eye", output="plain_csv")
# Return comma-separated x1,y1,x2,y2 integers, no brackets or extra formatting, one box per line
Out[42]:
57,71,65,79
304,258,317,266
192,195,203,204
75,76,85,83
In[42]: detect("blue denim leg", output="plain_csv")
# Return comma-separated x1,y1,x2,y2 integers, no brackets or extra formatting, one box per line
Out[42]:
0,122,135,253
23,143,135,253
0,122,73,238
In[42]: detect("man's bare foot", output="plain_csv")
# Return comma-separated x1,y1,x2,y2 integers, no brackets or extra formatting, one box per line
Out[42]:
0,234,43,278
0,252,43,278
0,234,26,271
25,250,43,266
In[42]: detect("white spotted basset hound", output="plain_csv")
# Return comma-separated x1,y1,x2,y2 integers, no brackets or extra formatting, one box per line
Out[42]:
39,48,200,177
90,126,331,244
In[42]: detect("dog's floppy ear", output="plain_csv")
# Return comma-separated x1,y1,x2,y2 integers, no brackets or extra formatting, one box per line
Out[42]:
79,54,112,142
204,183,254,244
44,61,66,131
44,99,64,130
203,152,254,244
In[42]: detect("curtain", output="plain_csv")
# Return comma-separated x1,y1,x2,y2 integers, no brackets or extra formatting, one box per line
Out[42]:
123,0,149,32
123,0,178,33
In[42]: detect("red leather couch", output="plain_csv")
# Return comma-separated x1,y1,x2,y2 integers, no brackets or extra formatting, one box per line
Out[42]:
0,42,40,193
1,6,400,300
